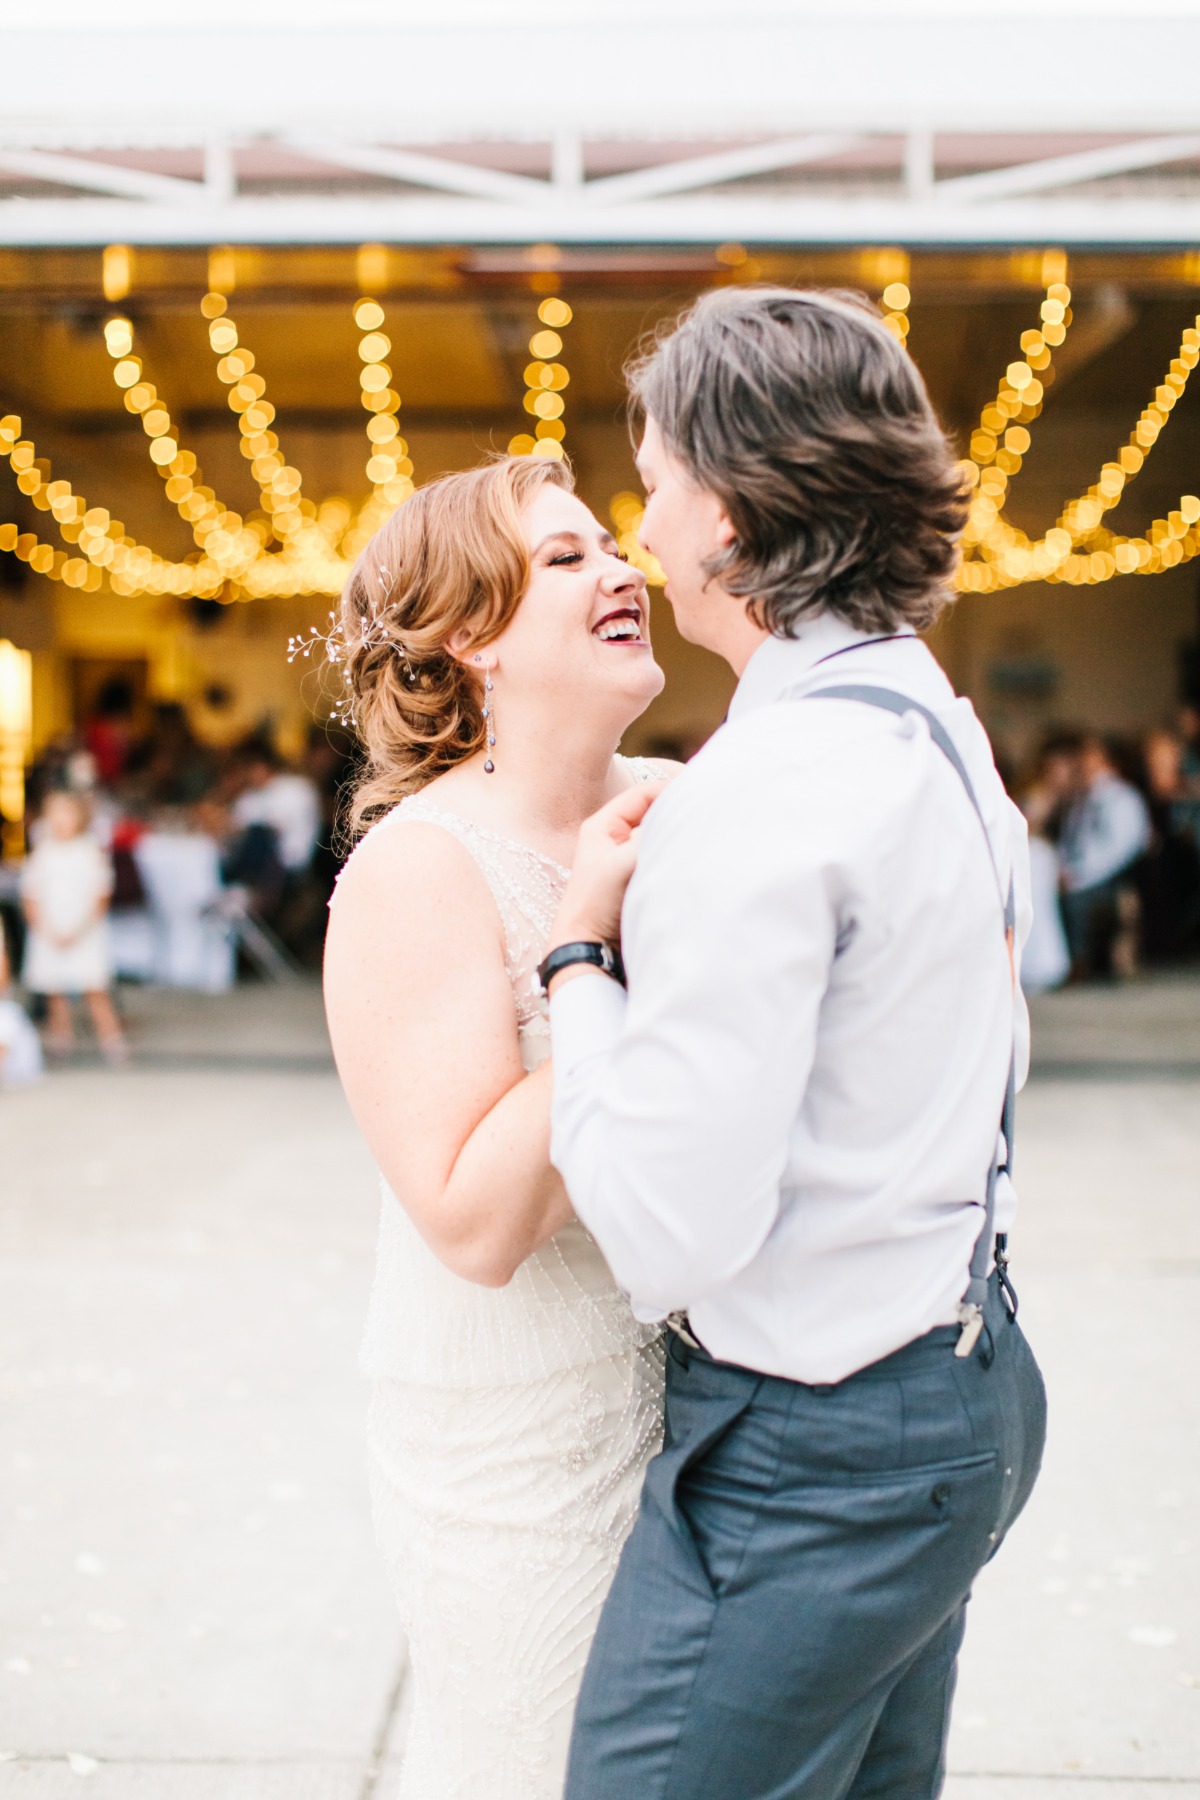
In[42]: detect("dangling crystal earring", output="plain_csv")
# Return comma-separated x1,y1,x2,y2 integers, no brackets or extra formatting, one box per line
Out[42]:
475,655,496,773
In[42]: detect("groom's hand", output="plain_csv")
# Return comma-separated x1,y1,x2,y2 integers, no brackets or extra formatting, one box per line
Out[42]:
548,782,666,959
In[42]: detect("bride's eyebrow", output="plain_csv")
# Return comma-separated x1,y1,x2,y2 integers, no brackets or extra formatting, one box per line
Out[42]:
532,530,586,555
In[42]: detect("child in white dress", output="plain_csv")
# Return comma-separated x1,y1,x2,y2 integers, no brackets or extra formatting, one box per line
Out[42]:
21,790,127,1061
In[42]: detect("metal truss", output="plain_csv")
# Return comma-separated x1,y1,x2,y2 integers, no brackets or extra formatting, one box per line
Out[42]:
2,130,1200,248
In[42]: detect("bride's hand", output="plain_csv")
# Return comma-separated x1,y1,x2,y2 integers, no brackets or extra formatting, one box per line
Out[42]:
549,782,666,952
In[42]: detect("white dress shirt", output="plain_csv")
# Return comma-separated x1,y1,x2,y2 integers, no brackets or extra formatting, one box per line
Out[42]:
231,773,321,872
550,615,1033,1384
1059,772,1151,892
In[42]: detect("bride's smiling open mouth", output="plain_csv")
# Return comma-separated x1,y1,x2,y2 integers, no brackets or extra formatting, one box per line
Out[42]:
591,603,649,647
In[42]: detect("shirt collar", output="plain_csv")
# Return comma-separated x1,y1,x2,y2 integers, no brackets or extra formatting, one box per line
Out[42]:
728,616,915,723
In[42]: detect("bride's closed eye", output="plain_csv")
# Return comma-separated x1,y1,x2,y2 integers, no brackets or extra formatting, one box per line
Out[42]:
549,551,584,566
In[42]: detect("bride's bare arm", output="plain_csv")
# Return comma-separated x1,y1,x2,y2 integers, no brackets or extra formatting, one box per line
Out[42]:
324,822,573,1289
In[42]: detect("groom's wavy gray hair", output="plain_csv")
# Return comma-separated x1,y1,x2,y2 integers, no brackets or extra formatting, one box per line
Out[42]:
626,286,970,637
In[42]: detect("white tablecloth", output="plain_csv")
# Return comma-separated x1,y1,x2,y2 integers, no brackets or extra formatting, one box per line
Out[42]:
110,833,235,993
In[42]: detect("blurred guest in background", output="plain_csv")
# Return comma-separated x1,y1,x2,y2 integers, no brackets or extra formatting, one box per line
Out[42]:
0,922,42,1089
228,737,320,879
1179,701,1200,792
83,675,138,788
286,724,355,963
1059,733,1151,980
20,790,127,1061
1136,728,1200,962
123,702,215,811
1018,735,1074,994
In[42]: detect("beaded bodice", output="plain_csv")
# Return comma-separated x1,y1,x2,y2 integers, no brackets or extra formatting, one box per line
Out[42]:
380,793,569,1072
350,758,661,1386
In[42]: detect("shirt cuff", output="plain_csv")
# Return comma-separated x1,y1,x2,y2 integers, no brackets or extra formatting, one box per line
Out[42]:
548,969,627,1074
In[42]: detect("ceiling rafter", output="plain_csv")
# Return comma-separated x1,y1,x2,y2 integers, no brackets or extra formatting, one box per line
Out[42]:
580,134,869,206
3,131,1200,245
279,138,548,206
0,148,219,207
936,134,1200,205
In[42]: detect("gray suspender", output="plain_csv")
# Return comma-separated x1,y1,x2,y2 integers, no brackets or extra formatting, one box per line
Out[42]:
791,682,1017,1359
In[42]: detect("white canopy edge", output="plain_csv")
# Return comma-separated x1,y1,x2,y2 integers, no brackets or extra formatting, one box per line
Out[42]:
3,193,1200,250
0,19,1198,139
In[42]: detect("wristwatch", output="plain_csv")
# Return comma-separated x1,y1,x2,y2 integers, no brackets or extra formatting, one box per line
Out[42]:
537,939,626,996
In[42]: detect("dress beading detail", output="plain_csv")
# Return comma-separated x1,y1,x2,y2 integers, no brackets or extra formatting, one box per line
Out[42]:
347,758,665,1798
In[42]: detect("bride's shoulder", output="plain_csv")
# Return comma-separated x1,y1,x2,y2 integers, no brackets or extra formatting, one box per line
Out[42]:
329,797,496,929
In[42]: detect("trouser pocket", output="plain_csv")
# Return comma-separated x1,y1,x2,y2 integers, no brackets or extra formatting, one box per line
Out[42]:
643,1353,762,1598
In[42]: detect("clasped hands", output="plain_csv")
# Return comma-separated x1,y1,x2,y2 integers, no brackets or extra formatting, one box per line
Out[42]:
544,781,666,990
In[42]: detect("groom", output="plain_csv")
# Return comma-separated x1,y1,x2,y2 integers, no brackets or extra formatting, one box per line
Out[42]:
541,287,1047,1798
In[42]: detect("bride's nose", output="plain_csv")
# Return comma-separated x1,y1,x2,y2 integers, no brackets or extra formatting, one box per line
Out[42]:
599,554,645,597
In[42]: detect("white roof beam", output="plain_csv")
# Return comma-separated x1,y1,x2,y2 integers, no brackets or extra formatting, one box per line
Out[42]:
552,131,584,193
203,137,237,206
904,130,935,203
937,134,1200,204
582,134,869,206
280,139,549,205
8,192,1200,247
0,147,210,206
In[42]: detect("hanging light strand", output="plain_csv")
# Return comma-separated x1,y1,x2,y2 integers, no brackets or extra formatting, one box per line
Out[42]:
880,281,911,346
200,290,310,554
103,313,265,593
509,295,573,461
0,411,213,597
609,492,666,586
958,278,1075,562
957,309,1200,592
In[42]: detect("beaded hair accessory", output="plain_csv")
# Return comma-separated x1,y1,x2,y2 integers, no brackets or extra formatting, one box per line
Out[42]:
287,562,416,727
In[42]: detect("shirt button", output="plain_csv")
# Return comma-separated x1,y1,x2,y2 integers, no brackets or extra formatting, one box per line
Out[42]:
988,1530,998,1543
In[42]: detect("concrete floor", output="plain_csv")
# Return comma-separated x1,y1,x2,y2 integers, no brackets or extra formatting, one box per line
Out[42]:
1,978,1198,1798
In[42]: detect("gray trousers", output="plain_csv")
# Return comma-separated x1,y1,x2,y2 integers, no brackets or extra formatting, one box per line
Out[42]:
565,1274,1046,1800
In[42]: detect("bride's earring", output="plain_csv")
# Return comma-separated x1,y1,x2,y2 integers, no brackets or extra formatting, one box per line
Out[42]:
474,655,496,773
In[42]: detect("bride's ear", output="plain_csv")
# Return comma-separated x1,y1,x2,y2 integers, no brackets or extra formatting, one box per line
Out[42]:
446,628,496,672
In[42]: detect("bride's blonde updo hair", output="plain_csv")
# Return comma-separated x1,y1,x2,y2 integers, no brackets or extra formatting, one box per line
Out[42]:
339,455,573,835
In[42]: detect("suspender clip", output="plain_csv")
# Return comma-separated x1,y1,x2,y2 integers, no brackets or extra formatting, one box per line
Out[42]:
954,1303,984,1359
994,1232,1020,1322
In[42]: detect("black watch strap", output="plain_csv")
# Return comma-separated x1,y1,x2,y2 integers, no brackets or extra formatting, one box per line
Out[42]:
537,939,626,995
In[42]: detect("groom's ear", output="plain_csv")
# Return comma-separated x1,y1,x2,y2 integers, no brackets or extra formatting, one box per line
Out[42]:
704,490,737,556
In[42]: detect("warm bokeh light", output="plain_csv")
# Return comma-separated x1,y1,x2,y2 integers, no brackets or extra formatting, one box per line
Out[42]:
5,260,1200,606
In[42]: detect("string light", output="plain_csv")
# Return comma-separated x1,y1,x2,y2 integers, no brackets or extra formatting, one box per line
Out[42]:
100,308,264,596
0,411,190,596
955,270,1076,588
353,295,414,512
957,295,1200,593
4,264,1200,611
102,244,132,304
609,492,665,586
0,637,31,856
881,282,911,344
509,295,573,460
208,247,237,296
356,244,389,294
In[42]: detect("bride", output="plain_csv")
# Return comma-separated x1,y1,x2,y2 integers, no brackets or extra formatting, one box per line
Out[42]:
322,455,675,1798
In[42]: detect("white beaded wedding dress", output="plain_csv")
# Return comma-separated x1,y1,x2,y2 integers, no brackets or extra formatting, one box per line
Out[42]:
343,768,665,1800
